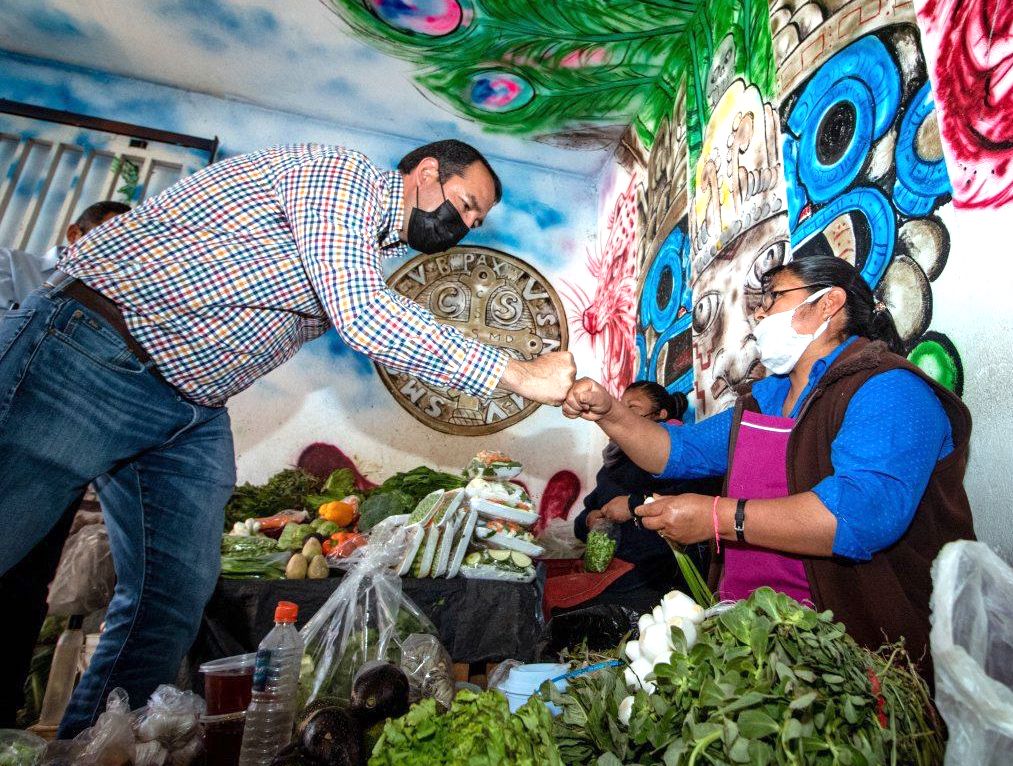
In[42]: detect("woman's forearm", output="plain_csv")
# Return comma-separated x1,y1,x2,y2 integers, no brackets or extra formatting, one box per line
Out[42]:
716,492,837,556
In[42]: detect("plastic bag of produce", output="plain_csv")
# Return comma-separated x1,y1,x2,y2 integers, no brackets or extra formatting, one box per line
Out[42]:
583,520,617,573
299,519,449,706
133,685,205,753
0,729,46,766
931,540,1013,766
47,524,115,616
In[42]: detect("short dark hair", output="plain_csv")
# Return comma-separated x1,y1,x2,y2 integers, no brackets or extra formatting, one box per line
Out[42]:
74,201,131,234
762,255,904,354
625,380,688,420
397,140,502,203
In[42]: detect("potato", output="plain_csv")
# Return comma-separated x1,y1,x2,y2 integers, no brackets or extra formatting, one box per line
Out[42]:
307,554,329,579
286,553,308,580
302,537,323,560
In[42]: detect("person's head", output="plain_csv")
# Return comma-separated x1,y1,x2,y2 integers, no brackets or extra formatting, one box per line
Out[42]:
397,140,502,254
754,255,904,361
621,381,688,422
66,201,131,245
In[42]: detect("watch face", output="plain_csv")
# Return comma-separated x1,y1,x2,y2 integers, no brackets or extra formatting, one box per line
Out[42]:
376,245,568,435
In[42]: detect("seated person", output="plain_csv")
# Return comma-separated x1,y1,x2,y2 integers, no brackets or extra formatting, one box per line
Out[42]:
563,255,974,681
1,200,130,310
572,381,719,615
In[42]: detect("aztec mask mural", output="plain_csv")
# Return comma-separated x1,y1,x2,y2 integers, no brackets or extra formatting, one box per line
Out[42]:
774,0,963,395
324,0,968,418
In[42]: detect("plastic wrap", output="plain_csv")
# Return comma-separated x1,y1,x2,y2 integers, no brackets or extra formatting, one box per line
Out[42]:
47,524,115,616
536,516,585,559
78,688,135,766
399,633,455,709
930,540,1013,766
133,685,204,752
41,687,204,766
299,518,450,706
0,729,46,766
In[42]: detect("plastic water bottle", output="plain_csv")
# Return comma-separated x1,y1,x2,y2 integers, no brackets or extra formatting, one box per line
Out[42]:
238,601,304,766
37,615,85,728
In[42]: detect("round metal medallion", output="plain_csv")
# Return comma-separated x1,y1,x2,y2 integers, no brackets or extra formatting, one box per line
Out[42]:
375,246,568,435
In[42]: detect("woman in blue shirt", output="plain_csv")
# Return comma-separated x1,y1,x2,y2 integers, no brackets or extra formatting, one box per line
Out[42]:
561,255,973,669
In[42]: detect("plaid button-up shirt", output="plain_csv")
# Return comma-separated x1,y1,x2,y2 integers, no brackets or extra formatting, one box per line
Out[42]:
61,145,508,407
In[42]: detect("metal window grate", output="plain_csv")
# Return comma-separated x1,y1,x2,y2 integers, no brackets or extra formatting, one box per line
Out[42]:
0,101,216,254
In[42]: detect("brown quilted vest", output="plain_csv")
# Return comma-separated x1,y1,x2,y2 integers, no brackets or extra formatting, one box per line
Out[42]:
723,337,975,679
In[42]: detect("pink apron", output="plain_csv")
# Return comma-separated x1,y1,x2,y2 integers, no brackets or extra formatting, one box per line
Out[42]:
721,410,813,604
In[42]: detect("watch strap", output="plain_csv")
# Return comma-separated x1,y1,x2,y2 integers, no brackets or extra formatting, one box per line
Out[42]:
734,499,747,543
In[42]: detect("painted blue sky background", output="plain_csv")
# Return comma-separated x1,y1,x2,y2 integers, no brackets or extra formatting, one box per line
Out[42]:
0,0,610,176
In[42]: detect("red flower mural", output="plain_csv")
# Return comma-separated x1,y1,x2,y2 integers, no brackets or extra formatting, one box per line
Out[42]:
918,0,1013,208
562,174,640,397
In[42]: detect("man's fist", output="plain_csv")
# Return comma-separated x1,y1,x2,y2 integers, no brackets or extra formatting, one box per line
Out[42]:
561,377,614,421
500,351,576,406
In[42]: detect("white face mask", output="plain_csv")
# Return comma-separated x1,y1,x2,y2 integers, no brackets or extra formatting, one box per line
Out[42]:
753,287,832,375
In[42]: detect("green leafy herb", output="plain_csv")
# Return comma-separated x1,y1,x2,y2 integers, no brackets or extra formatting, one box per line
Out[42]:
220,534,291,579
548,588,944,765
375,467,466,507
370,690,562,766
223,468,322,531
359,490,414,531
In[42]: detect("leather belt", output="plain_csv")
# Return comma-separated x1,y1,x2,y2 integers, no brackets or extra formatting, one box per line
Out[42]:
57,277,193,403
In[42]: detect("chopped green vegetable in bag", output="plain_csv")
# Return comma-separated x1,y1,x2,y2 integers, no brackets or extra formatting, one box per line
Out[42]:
584,529,617,573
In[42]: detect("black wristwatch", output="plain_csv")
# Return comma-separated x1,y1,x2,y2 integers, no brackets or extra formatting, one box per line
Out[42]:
628,494,645,528
734,499,747,543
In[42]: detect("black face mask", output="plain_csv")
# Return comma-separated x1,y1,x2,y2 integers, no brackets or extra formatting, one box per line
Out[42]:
406,183,470,254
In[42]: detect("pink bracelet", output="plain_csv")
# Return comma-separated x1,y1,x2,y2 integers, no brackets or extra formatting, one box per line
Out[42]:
712,495,722,554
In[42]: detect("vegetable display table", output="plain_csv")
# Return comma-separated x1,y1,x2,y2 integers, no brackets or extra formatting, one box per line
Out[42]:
187,570,545,690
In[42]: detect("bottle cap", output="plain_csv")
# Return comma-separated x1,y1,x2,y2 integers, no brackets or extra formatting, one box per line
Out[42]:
274,601,298,623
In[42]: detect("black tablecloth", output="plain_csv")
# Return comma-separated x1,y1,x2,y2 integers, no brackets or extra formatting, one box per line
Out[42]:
187,571,545,690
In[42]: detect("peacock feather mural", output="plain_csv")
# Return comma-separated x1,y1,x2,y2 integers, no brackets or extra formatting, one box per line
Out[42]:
322,0,709,148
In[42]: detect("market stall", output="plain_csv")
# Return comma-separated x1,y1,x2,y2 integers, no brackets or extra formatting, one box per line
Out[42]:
188,569,546,684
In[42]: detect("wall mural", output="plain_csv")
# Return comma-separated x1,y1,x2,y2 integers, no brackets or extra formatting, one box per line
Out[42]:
563,173,640,398
775,0,964,395
376,245,568,434
626,0,967,420
915,0,1013,209
323,0,702,146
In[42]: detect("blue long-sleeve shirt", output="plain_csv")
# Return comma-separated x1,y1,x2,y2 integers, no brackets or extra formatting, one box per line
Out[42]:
657,337,954,560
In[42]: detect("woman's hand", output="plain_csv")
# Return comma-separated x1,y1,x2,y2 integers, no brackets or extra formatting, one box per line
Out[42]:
562,378,614,421
585,509,606,529
602,495,632,523
634,493,713,544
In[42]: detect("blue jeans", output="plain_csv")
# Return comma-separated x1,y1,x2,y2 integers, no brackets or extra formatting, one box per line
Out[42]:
0,281,235,737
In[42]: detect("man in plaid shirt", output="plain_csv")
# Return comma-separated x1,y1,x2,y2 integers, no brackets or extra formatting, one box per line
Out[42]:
0,140,575,735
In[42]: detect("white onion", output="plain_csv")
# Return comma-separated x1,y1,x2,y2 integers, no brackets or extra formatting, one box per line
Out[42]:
639,622,672,663
618,695,635,726
624,640,641,662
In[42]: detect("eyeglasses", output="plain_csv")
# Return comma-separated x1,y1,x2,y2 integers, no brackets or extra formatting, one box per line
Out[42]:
758,284,828,312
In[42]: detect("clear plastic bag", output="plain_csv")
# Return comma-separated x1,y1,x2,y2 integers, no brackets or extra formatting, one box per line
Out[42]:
41,687,205,766
47,524,115,616
0,729,47,765
535,517,585,559
299,518,449,706
400,633,455,709
133,685,205,752
78,688,135,766
930,540,1013,765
